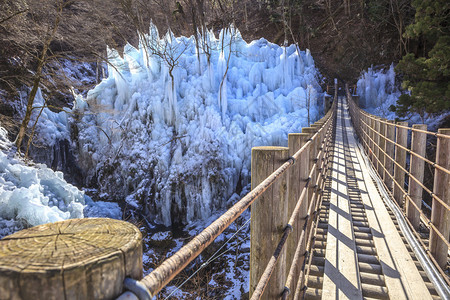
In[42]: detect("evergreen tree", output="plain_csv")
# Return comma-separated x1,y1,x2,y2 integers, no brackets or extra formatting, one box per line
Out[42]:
392,0,450,122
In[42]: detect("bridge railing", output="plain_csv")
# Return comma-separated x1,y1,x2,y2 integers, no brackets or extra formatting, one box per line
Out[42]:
135,95,337,299
345,84,450,282
250,98,336,300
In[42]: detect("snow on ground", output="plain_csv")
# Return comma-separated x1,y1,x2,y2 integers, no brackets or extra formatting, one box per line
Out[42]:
73,24,325,227
356,64,449,130
0,125,121,238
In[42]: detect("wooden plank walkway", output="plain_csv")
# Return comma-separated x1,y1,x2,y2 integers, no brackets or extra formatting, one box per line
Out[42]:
311,97,434,299
322,96,362,299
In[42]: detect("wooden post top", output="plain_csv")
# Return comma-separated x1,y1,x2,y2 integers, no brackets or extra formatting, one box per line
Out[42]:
0,218,141,271
0,218,143,300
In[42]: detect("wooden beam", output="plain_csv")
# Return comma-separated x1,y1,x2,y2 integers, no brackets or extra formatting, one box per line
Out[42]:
384,120,395,190
250,146,289,299
377,119,386,178
429,128,450,269
406,124,427,229
286,133,310,295
393,122,408,207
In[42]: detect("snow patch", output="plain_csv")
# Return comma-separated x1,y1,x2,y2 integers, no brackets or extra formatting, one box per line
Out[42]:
0,127,121,238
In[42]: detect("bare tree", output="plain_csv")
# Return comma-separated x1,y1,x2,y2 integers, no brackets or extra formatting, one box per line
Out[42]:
0,0,131,153
14,0,65,152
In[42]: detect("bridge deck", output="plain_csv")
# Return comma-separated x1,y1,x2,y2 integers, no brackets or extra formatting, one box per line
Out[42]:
305,97,436,299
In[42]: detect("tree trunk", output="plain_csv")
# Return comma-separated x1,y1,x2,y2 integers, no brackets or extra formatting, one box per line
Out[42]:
15,2,62,152
15,62,44,151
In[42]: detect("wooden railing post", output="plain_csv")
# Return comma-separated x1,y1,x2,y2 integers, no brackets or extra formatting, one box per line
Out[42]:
302,127,317,206
311,124,322,155
0,219,143,300
361,113,367,151
393,122,408,207
384,120,395,190
374,118,381,173
287,133,310,294
334,78,338,100
378,119,387,177
429,128,450,269
406,124,427,229
370,118,376,165
250,146,289,299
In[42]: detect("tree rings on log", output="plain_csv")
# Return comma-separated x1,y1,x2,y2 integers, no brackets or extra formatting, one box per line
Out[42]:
0,218,142,300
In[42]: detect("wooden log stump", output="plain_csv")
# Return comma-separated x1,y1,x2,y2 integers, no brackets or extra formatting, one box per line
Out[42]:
0,218,142,300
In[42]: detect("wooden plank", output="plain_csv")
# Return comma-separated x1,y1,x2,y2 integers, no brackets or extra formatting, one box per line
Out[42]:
377,119,386,178
302,127,318,208
429,128,450,269
370,118,376,166
342,100,432,300
384,120,395,190
393,122,408,207
374,118,381,175
250,146,289,299
287,133,310,293
322,97,362,300
407,124,427,229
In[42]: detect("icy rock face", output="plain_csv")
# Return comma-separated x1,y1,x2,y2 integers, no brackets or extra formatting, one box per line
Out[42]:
0,126,84,226
356,64,399,119
356,64,449,128
16,87,79,181
0,126,121,238
73,24,323,226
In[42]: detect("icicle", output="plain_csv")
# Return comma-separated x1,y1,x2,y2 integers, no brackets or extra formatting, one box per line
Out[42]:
218,50,228,117
280,46,292,90
148,21,160,49
387,63,396,93
305,49,314,67
295,48,304,75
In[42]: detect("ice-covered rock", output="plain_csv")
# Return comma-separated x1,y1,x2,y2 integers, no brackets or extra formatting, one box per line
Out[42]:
73,24,324,226
357,64,449,128
356,64,399,118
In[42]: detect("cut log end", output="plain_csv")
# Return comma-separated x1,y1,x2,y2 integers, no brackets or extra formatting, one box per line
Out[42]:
0,218,142,300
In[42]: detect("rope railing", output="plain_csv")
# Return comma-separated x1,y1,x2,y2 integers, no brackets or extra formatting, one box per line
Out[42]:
283,125,335,300
358,118,450,176
357,121,450,250
251,115,335,299
345,84,450,274
358,118,450,212
134,92,338,298
355,124,450,286
358,109,450,139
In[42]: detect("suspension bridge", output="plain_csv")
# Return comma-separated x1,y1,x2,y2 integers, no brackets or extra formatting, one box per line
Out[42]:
0,83,449,300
